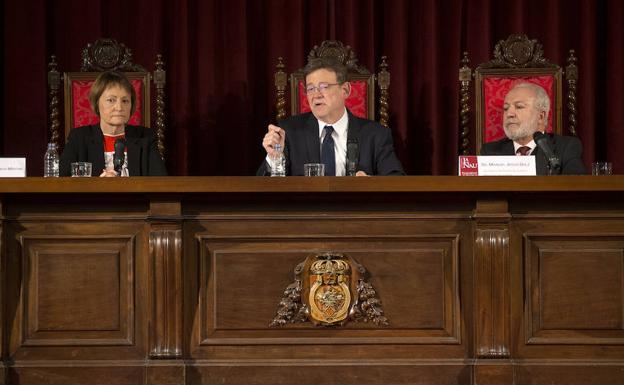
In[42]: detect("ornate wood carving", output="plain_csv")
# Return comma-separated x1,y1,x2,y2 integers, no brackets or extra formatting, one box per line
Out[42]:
458,52,472,155
477,34,558,70
148,201,182,359
377,56,390,127
307,41,370,74
47,55,61,148
566,50,578,136
274,57,287,122
473,199,511,358
271,252,388,327
153,54,167,158
81,38,145,72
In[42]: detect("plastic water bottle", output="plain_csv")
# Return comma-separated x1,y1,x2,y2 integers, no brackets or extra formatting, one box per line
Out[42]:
43,143,60,177
270,144,286,177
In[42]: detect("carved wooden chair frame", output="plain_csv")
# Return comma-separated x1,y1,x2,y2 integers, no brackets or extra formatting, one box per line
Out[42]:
48,38,167,157
459,34,578,155
274,40,391,127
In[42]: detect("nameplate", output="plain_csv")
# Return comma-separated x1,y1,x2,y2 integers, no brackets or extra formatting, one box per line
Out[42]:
0,158,26,177
458,156,536,176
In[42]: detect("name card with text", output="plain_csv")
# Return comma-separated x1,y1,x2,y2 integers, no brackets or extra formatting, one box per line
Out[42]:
458,156,536,176
0,158,26,177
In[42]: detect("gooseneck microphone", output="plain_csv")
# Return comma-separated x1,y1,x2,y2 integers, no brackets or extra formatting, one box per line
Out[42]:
346,138,359,176
533,131,561,174
113,138,126,175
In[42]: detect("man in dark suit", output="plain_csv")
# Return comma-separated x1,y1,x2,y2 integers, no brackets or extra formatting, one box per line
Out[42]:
257,58,404,176
480,83,585,175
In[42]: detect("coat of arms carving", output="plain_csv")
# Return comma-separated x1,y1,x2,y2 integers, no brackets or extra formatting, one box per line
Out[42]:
271,252,388,327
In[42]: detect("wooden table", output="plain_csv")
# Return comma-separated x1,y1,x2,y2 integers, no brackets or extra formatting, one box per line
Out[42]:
1,176,623,385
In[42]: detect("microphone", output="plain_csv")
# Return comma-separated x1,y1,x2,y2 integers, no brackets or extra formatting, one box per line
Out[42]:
532,131,561,174
113,138,126,175
346,138,359,176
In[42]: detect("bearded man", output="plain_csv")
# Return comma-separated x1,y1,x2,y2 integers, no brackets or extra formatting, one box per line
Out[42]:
480,82,586,175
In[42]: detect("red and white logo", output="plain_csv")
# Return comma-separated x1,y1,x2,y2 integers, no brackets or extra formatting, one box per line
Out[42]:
458,156,479,176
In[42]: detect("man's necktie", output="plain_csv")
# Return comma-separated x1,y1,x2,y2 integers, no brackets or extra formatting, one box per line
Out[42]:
321,126,335,176
517,146,532,156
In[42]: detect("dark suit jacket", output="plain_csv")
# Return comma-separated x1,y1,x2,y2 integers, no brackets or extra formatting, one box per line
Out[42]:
480,134,586,175
60,124,167,176
257,111,405,176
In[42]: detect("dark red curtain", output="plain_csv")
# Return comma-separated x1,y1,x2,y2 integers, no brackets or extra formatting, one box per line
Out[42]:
3,0,623,176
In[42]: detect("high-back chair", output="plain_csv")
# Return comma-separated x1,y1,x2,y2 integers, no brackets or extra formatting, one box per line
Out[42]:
459,34,578,155
47,38,166,157
275,40,391,127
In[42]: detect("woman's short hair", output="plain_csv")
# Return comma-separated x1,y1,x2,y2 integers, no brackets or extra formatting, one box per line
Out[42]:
88,71,137,116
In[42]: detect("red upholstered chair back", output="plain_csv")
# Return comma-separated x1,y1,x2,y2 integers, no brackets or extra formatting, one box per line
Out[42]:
48,39,167,157
458,34,578,155
275,40,391,127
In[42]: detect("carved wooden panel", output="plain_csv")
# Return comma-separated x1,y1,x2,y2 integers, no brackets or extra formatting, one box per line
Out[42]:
149,227,182,358
19,235,135,346
187,363,471,385
525,235,624,344
474,228,510,357
0,201,4,384
9,366,144,385
193,232,462,348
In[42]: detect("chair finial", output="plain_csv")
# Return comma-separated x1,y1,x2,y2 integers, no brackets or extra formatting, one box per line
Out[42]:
275,57,287,122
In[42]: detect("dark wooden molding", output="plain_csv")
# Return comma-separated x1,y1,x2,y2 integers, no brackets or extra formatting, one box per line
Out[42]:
0,200,4,385
473,199,511,358
148,200,183,359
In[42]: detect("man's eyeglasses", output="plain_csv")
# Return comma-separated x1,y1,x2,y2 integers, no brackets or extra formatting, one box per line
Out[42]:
304,82,340,95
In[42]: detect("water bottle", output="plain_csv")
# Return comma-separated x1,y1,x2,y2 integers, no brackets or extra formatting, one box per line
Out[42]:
270,144,286,177
43,143,60,177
